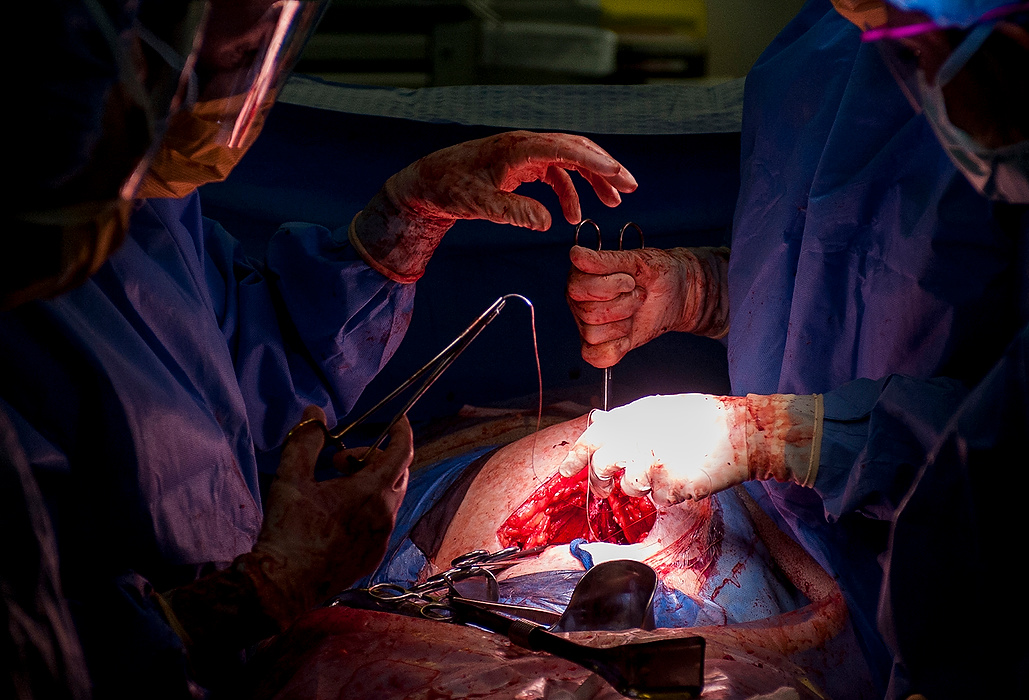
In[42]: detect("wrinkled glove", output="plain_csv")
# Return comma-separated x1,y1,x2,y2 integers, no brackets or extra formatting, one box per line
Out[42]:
239,405,412,628
558,393,823,506
566,246,730,369
162,405,412,652
350,130,638,283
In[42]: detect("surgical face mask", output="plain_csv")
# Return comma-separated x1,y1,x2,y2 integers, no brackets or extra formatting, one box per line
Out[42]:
867,5,1029,203
918,20,1029,203
136,92,273,199
920,72,1029,203
137,0,328,199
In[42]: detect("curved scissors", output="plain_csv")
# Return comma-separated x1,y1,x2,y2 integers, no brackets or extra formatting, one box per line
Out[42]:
573,220,645,411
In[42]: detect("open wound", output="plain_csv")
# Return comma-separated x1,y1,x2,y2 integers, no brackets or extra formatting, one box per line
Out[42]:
497,467,657,548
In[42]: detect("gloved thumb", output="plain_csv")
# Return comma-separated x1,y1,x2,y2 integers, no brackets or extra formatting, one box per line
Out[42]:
568,245,637,271
558,410,608,478
569,246,639,282
476,190,554,231
558,440,591,478
368,414,414,490
277,406,327,482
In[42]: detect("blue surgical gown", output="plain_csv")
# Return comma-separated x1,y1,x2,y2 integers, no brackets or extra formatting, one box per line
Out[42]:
0,192,415,694
728,0,1029,695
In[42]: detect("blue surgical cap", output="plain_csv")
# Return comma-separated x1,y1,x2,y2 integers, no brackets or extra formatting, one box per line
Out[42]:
886,0,1025,26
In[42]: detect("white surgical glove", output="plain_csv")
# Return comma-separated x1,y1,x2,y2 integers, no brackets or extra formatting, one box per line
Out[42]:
566,246,730,369
349,130,637,283
559,393,823,506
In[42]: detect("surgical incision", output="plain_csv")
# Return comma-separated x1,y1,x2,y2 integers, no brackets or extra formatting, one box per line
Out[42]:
497,466,657,549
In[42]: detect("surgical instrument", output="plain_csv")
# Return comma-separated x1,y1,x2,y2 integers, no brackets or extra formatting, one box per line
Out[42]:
289,293,534,469
332,546,544,620
454,558,657,634
573,220,644,411
449,596,705,699
364,549,531,605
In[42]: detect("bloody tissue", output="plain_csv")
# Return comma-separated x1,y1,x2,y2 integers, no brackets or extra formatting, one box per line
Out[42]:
497,468,656,549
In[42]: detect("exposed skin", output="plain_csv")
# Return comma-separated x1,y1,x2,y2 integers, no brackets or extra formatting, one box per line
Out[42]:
432,412,807,598
433,414,711,598
351,131,638,283
831,0,889,29
238,418,853,700
436,415,592,571
565,246,730,369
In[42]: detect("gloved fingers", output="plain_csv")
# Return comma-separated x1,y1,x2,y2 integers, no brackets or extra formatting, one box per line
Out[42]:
619,458,654,499
277,406,328,482
588,466,616,499
591,442,635,483
558,440,592,478
580,335,632,369
541,164,582,224
334,415,414,491
646,465,701,506
558,412,608,477
576,316,631,347
469,190,555,231
566,260,636,305
508,132,637,193
569,246,643,278
569,292,642,325
574,166,629,208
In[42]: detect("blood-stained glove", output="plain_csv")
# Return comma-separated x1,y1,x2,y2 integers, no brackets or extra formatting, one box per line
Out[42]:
236,405,412,628
350,130,638,283
160,406,412,655
558,393,823,506
566,246,730,369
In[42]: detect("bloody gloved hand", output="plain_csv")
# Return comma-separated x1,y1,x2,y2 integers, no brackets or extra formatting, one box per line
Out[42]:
160,405,412,653
565,246,730,369
558,393,822,506
350,130,638,283
239,405,412,629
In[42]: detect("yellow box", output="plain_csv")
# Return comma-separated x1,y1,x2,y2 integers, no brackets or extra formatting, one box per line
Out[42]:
600,0,707,35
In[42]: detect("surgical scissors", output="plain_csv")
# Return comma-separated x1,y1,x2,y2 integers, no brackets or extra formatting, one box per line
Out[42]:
357,546,544,620
289,294,534,470
368,546,543,600
573,220,645,411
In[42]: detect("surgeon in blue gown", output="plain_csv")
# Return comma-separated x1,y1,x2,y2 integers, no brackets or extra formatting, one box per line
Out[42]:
562,0,1027,696
2,1,637,697
5,2,208,697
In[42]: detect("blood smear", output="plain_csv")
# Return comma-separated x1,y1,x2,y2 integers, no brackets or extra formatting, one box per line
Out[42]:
497,467,656,549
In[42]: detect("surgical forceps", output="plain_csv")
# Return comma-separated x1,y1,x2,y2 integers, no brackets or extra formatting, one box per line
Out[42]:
289,294,533,470
366,546,544,600
353,546,544,620
573,220,645,411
